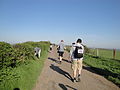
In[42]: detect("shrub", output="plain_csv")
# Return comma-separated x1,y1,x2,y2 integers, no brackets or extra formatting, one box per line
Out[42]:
0,42,15,69
0,41,50,90
13,43,34,63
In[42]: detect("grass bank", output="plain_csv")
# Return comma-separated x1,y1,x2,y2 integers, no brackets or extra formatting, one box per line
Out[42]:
83,55,120,87
0,41,50,90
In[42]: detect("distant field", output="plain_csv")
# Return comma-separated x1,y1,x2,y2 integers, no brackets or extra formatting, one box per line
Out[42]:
89,48,120,60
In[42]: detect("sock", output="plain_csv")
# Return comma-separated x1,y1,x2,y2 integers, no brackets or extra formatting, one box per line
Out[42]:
74,78,76,80
78,74,81,77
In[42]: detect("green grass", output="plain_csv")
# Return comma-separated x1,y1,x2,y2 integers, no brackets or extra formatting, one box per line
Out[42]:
65,46,71,52
89,49,120,60
0,50,48,90
115,50,120,60
99,49,113,58
83,54,120,87
0,42,49,90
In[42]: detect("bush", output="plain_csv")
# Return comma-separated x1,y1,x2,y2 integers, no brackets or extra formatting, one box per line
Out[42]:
0,41,50,69
13,43,34,62
0,41,50,90
0,42,15,69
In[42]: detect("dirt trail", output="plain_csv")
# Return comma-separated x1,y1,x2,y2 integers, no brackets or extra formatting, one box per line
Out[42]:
33,46,120,90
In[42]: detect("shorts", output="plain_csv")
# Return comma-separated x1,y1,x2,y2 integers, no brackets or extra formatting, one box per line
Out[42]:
50,48,52,50
71,59,83,71
59,51,64,57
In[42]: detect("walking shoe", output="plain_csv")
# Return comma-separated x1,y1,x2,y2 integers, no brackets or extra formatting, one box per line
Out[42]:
59,61,62,64
72,78,76,83
77,74,81,82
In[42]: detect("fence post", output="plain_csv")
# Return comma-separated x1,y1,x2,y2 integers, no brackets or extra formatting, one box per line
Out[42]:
113,49,116,59
96,48,99,56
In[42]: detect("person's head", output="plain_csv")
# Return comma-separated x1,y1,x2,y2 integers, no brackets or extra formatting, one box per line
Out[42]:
76,39,82,43
72,43,75,45
61,40,64,42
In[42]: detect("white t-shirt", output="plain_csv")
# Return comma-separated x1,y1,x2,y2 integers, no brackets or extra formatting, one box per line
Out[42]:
71,43,84,60
50,45,52,48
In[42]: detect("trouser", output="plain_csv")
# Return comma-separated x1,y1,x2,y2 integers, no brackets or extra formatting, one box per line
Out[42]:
72,59,83,77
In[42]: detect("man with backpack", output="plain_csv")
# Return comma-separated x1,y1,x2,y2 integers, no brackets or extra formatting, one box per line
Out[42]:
71,39,84,82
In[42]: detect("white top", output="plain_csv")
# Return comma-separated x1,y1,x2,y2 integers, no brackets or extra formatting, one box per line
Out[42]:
50,45,52,48
70,43,84,60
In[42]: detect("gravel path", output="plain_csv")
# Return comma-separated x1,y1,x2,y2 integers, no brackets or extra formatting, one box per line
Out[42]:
33,46,120,90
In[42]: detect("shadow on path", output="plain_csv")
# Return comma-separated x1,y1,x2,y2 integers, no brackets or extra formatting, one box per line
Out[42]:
48,57,60,63
59,83,67,90
83,66,120,87
59,83,77,90
83,66,119,78
83,66,96,73
13,88,20,90
62,59,71,63
50,64,73,82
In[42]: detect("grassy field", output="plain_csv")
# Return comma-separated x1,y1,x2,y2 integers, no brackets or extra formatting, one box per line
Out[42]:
83,54,120,87
89,48,120,60
0,41,50,90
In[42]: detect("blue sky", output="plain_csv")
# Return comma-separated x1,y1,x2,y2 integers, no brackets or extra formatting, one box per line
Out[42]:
0,0,120,49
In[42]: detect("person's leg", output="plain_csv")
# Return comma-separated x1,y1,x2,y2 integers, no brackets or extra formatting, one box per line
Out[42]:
60,56,62,61
39,49,41,57
59,52,63,63
38,51,40,58
77,60,83,82
34,52,37,56
72,60,77,82
59,52,62,64
78,60,83,75
50,48,52,52
73,69,77,78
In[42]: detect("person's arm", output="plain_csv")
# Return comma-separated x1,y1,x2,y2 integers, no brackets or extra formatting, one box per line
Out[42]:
82,45,84,53
64,46,66,50
70,47,73,56
70,46,75,59
63,43,66,50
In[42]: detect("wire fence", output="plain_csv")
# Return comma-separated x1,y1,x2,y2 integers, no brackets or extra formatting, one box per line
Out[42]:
89,48,120,60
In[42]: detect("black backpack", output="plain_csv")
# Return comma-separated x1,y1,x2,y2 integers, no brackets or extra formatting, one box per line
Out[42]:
74,46,83,58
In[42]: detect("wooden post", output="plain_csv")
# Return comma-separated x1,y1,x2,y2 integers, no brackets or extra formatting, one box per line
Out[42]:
97,48,99,56
113,49,116,59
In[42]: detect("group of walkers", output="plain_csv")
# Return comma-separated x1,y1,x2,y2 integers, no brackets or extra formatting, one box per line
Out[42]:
50,38,84,83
